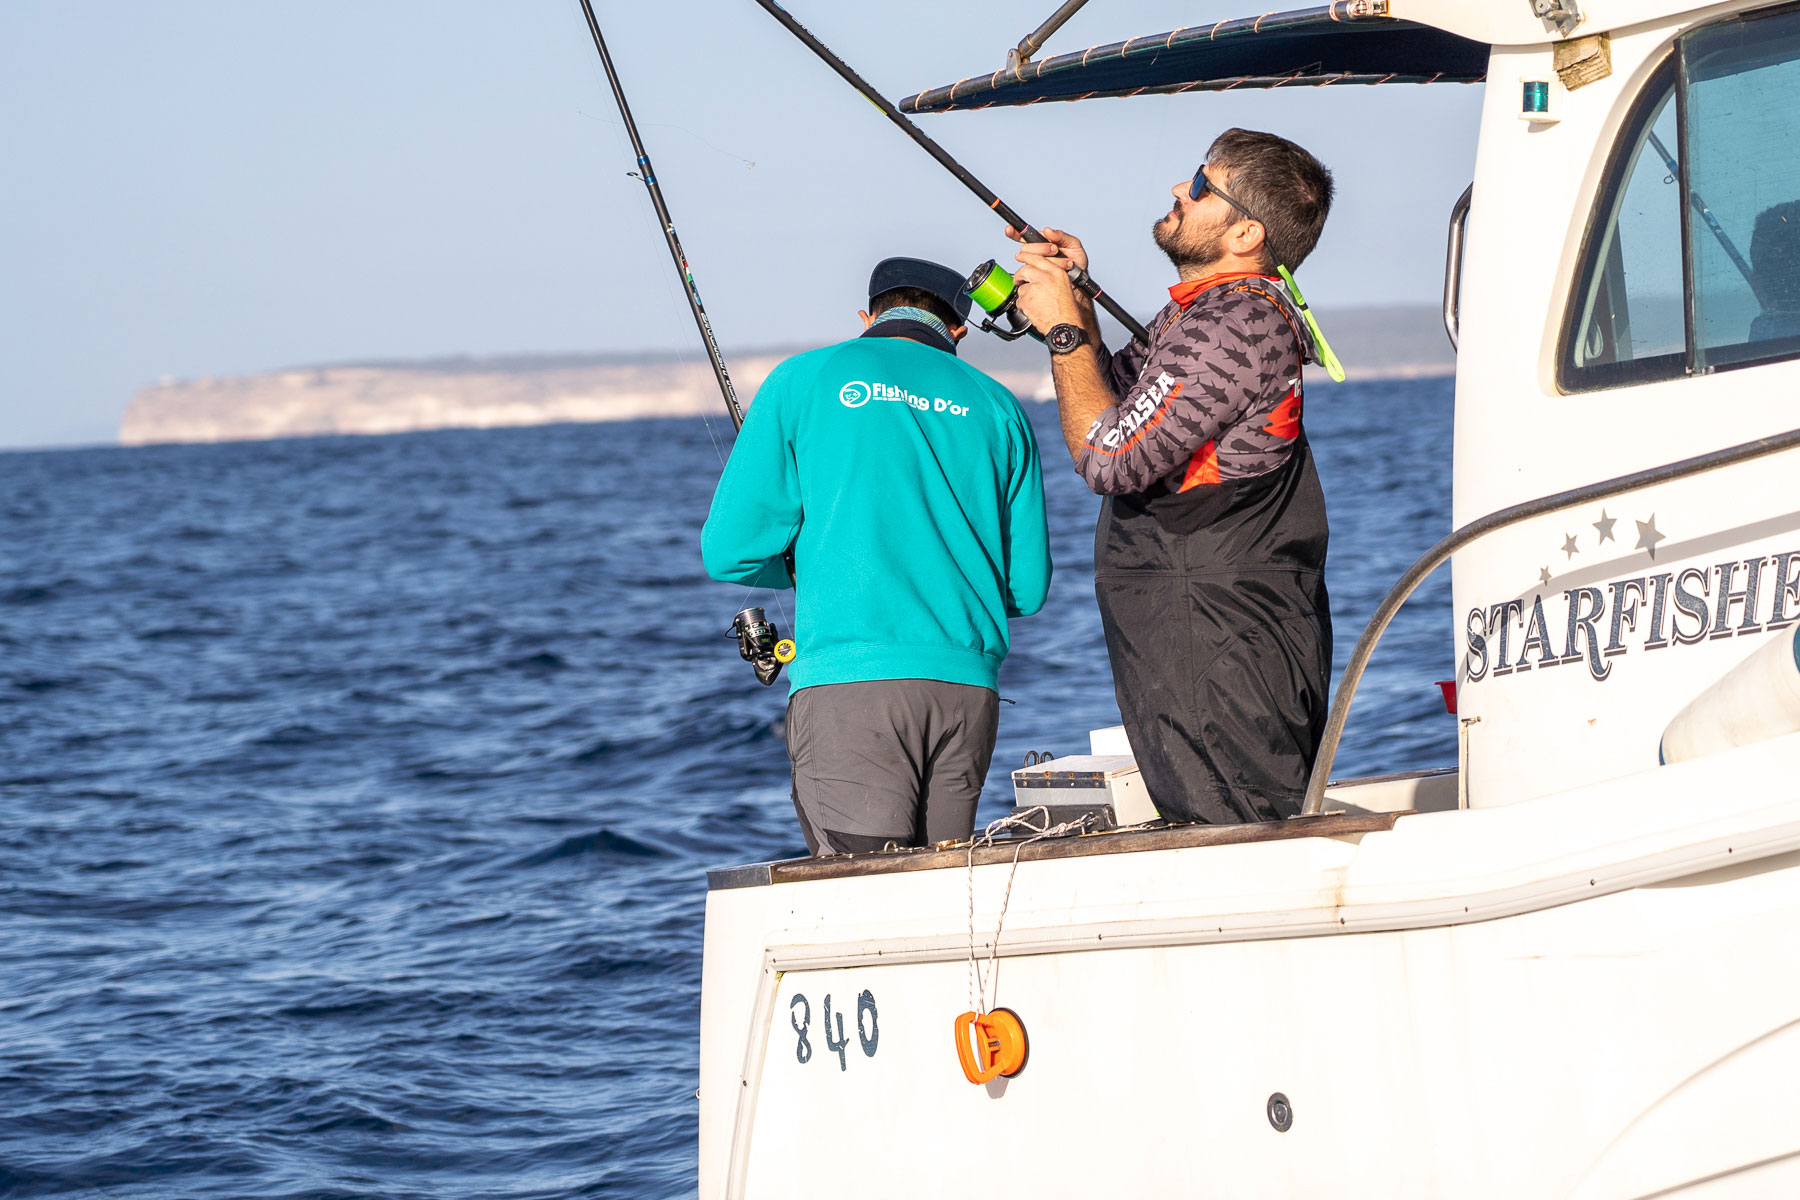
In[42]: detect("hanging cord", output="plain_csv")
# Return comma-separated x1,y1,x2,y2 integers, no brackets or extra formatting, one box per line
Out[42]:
966,805,1094,1014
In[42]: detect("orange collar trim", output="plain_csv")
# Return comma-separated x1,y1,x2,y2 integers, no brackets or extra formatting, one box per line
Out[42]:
1167,271,1277,310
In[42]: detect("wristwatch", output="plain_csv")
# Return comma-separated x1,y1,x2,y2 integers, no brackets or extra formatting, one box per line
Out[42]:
1047,323,1087,355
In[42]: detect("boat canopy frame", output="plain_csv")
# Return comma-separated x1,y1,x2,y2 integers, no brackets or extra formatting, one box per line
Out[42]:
899,3,1487,114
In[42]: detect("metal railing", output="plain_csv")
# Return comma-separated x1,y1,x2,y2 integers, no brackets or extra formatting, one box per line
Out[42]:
1007,0,1092,70
1301,423,1800,815
1443,183,1473,351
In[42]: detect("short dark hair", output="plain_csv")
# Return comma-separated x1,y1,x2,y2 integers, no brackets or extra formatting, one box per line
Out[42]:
1752,200,1800,309
871,286,960,329
1206,128,1334,270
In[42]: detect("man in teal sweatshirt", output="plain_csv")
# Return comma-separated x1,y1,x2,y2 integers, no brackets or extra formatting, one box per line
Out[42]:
701,257,1052,855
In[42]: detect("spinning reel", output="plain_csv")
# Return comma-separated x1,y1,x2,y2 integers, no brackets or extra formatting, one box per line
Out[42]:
730,607,796,687
964,260,1045,343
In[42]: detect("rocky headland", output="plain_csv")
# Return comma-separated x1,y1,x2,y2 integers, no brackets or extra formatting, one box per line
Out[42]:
119,305,1453,446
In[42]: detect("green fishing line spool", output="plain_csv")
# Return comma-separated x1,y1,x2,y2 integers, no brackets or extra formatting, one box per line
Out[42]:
964,260,1044,343
966,260,1015,314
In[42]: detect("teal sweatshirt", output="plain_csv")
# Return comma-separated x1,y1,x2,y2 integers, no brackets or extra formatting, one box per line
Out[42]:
701,333,1052,694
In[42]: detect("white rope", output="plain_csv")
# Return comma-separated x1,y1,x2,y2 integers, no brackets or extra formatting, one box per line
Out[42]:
965,805,1094,1014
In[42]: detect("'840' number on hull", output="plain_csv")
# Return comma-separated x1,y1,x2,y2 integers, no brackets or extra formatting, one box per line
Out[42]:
790,989,878,1071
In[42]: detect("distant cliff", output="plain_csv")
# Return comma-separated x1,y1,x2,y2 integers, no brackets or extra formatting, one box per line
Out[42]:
119,353,789,447
118,349,1060,447
119,305,1452,446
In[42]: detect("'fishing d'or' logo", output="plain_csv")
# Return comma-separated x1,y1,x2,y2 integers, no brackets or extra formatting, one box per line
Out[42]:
839,379,969,416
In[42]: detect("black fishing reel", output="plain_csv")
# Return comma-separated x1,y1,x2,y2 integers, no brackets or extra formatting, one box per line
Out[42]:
964,260,1045,343
729,606,796,687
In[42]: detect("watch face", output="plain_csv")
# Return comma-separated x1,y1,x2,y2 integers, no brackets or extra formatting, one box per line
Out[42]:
1049,324,1082,353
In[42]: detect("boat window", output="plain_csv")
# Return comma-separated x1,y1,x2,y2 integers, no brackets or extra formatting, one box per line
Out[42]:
1559,60,1685,392
1561,5,1800,392
1683,6,1800,372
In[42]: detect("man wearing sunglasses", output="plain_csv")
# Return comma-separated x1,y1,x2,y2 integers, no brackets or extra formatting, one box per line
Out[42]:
1008,127,1335,826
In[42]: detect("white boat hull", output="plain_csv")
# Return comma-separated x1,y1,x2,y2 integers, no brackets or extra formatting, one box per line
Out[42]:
699,734,1800,1198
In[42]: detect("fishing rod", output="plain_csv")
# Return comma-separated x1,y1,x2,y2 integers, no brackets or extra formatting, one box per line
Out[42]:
749,0,1153,345
577,0,744,430
578,2,795,685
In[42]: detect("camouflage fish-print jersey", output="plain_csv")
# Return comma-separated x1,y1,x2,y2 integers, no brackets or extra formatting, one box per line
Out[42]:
1081,281,1304,497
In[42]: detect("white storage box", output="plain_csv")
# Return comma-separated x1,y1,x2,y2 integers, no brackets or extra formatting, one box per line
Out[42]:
1009,754,1159,828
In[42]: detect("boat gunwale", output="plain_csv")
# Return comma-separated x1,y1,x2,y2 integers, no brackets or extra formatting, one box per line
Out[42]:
706,807,1406,890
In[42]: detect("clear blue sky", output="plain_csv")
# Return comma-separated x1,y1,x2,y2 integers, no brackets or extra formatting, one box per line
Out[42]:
0,1,1482,448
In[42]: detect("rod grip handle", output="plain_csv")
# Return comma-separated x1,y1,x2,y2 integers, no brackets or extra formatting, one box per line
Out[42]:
1069,266,1150,343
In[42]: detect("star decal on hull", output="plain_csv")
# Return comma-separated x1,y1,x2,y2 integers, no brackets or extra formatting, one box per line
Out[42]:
1546,509,1669,569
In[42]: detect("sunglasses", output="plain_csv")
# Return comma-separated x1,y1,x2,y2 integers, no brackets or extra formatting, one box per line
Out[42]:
1189,166,1263,229
1186,165,1346,382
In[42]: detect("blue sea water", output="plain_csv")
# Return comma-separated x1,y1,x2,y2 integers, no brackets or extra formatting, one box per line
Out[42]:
0,378,1455,1198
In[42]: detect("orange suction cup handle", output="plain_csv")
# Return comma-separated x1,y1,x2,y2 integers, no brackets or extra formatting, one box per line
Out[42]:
953,1009,1028,1085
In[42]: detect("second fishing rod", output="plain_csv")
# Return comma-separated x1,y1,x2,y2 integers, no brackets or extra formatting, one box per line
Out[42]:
751,0,1151,346
578,0,743,430
580,0,799,686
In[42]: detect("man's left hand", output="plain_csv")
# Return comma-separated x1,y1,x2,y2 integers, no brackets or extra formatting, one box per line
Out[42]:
1011,254,1085,334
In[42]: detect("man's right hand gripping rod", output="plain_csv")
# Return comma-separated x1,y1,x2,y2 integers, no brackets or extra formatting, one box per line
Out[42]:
751,0,1151,345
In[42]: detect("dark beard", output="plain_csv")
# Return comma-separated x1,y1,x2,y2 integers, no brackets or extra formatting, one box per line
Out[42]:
1152,207,1225,272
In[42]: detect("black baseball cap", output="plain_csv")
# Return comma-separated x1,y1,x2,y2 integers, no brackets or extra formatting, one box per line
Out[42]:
868,257,973,322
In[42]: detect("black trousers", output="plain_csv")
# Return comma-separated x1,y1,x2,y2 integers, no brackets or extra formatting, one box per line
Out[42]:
1096,567,1331,825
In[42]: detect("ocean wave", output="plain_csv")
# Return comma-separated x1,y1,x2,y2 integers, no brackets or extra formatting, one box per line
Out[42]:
513,829,670,868
1,579,77,606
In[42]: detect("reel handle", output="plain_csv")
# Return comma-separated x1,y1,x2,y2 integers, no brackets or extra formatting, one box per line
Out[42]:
730,607,786,687
979,311,1043,343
